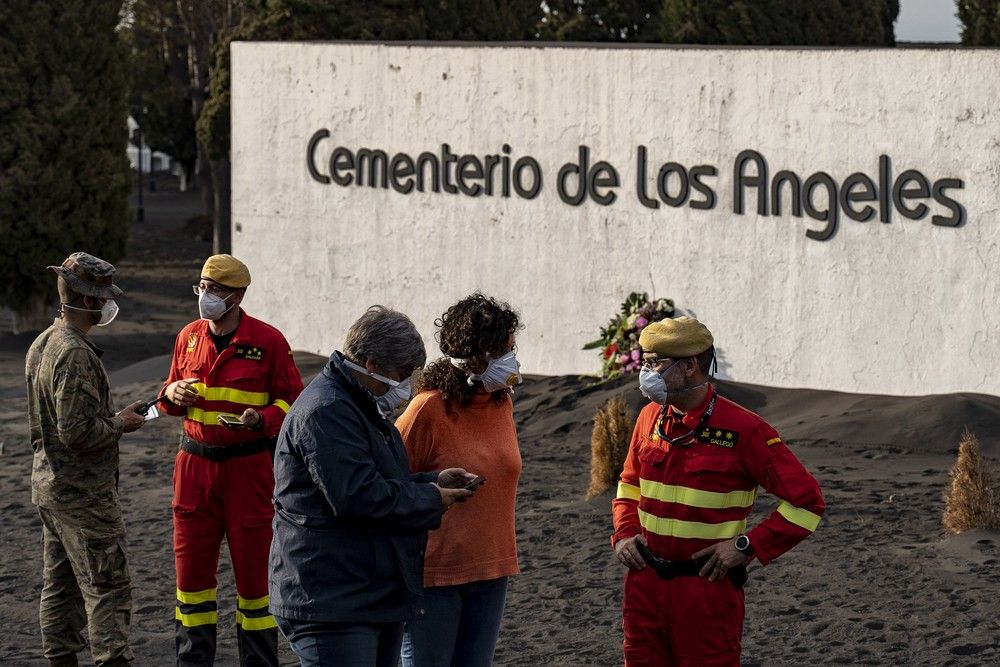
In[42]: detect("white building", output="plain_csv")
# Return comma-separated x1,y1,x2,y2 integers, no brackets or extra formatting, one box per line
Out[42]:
126,115,174,173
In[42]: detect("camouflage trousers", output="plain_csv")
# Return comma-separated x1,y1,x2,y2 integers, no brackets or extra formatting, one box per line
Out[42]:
37,498,133,666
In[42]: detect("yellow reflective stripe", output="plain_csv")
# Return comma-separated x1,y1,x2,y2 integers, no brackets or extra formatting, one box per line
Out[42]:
185,408,241,426
236,611,278,631
237,594,270,611
638,510,746,539
190,382,269,406
616,482,641,501
640,479,756,509
777,501,821,532
175,608,218,627
176,587,216,605
272,399,290,414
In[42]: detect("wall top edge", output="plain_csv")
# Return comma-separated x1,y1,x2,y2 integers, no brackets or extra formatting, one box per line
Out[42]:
230,39,975,53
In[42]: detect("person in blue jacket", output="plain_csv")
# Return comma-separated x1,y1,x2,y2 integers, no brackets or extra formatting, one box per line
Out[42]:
268,305,477,667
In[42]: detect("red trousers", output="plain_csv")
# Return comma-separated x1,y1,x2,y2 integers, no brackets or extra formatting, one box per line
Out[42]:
623,566,744,666
172,449,276,665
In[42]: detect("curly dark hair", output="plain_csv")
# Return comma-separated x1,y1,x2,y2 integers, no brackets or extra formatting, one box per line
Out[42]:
416,293,522,406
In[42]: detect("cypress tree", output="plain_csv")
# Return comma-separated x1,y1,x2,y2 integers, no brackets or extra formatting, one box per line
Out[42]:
539,1,663,41
659,0,899,46
957,0,1000,45
423,0,541,41
0,0,131,332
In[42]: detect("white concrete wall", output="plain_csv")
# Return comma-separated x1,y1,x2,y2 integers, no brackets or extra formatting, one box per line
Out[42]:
231,42,1000,396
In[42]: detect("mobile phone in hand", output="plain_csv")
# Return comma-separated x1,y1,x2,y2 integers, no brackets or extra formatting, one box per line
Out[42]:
464,475,486,491
217,414,246,429
136,395,168,416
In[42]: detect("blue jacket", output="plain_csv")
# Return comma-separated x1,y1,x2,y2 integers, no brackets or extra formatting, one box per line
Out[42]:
268,352,443,623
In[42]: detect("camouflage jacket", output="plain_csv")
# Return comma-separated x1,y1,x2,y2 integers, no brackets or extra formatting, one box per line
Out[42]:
26,319,124,508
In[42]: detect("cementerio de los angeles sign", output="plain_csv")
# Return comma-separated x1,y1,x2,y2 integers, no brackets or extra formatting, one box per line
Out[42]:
306,130,965,242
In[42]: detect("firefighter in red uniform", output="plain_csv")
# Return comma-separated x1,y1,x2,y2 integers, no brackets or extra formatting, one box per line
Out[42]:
612,316,825,666
161,255,303,666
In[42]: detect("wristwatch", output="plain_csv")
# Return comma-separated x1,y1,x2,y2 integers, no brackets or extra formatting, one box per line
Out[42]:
734,534,753,557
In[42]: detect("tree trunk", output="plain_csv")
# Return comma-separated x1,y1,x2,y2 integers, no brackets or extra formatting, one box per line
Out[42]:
12,293,54,334
179,158,196,193
197,149,214,217
211,155,231,254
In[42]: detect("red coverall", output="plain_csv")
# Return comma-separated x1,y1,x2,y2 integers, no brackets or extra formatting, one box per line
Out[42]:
161,310,303,666
612,385,825,666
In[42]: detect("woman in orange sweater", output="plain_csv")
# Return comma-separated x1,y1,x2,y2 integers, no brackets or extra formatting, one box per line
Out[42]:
397,293,523,667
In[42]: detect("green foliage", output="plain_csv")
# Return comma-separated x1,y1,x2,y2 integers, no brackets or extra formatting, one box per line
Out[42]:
125,0,198,173
659,0,899,46
0,0,131,314
198,0,542,159
422,0,543,40
583,292,675,380
957,0,1000,45
539,1,662,41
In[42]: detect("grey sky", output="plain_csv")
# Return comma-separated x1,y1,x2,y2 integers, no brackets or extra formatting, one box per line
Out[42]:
896,0,961,42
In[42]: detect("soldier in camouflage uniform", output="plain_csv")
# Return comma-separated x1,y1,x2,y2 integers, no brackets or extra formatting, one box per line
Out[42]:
26,252,147,667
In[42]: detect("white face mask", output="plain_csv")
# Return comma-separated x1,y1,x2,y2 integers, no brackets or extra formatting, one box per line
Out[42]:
376,376,413,416
342,359,414,416
638,360,709,405
62,299,119,327
96,299,119,327
638,361,677,405
462,351,522,393
198,290,235,321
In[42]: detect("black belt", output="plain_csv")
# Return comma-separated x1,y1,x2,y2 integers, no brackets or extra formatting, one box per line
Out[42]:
179,435,271,462
637,541,748,589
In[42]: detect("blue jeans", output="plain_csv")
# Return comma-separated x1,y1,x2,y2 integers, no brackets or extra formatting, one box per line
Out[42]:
274,615,404,667
400,577,509,667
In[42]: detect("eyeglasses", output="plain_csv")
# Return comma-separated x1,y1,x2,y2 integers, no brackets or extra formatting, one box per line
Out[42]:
640,357,675,370
192,284,232,297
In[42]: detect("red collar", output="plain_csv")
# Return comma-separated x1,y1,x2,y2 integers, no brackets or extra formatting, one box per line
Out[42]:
664,385,715,428
194,308,250,342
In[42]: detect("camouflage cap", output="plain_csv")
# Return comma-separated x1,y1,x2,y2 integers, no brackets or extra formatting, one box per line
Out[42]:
48,252,124,299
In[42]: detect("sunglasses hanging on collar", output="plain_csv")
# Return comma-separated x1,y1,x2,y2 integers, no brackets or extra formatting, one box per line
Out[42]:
655,394,716,446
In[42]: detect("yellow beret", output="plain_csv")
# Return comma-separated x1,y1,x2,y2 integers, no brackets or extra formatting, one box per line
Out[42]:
638,316,714,358
201,254,251,289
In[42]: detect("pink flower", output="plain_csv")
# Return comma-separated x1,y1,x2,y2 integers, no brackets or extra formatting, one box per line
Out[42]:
634,316,648,330
630,349,641,362
618,353,630,364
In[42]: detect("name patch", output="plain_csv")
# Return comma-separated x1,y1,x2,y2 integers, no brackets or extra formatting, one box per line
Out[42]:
697,427,739,448
235,345,264,361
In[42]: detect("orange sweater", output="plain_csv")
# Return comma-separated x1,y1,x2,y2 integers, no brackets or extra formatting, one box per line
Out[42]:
397,389,521,588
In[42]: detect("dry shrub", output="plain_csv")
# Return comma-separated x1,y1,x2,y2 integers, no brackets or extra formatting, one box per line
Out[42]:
943,428,1000,534
586,395,634,500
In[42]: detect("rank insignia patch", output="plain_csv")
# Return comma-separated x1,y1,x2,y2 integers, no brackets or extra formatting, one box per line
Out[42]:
235,345,264,361
697,427,739,448
186,334,198,353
